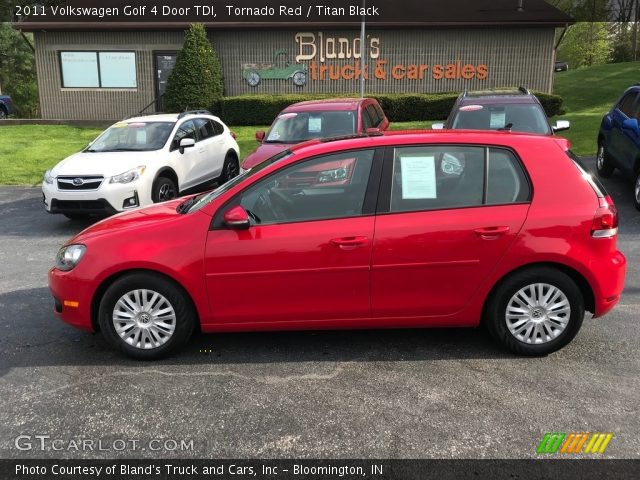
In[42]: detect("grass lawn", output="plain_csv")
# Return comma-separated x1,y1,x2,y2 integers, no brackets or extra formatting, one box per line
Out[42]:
0,121,434,186
553,61,640,156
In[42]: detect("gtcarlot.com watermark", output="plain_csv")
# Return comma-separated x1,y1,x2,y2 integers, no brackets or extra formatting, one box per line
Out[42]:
14,435,194,452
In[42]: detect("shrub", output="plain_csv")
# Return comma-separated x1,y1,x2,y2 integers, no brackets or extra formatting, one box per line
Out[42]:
164,23,224,112
212,92,563,125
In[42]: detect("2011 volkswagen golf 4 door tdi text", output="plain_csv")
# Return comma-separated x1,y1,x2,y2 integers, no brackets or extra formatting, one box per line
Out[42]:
49,131,626,359
42,111,240,219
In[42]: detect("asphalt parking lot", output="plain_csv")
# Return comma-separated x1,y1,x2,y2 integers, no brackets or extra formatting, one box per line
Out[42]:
0,157,638,460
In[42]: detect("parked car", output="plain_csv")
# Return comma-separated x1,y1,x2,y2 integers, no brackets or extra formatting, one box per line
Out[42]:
555,61,569,72
49,130,625,359
42,110,240,219
596,84,640,209
432,87,570,135
241,98,390,170
0,94,16,119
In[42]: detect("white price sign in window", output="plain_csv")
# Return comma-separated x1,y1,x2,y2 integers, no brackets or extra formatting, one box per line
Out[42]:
400,155,437,199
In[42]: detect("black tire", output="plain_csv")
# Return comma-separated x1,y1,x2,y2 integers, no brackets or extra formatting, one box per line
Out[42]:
63,213,88,220
98,272,196,359
633,169,640,211
220,154,239,184
0,107,7,120
484,267,585,356
596,141,614,178
152,176,177,203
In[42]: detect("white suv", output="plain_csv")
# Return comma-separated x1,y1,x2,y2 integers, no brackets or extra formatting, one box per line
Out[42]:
42,111,240,219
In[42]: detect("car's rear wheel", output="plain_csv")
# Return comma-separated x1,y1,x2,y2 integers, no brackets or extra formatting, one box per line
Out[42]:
152,176,177,203
0,107,7,120
485,267,584,356
220,154,239,183
633,169,640,211
98,273,196,359
596,142,614,178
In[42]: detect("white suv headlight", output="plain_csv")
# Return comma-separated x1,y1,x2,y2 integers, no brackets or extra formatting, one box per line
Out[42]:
44,170,54,184
110,166,146,184
55,244,86,271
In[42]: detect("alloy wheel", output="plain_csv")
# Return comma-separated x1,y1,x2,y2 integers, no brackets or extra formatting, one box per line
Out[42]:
635,175,640,204
505,283,570,344
158,183,176,201
596,146,605,170
112,289,177,350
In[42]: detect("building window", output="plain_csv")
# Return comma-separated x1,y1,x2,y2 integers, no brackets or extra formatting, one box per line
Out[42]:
60,51,137,88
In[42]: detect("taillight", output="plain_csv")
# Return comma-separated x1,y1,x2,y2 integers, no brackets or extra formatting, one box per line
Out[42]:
591,195,618,238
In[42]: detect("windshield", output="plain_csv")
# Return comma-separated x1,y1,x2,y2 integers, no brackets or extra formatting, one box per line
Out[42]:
452,104,551,135
265,110,356,143
87,121,175,152
186,151,294,213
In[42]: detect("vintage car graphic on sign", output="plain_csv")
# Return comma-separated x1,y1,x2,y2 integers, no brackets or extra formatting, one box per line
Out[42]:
242,50,307,87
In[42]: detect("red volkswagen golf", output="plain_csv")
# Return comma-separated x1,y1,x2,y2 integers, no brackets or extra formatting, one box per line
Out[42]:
49,131,626,359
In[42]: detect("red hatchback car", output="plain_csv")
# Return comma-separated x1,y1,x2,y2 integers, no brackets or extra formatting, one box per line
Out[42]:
241,97,389,170
49,131,626,359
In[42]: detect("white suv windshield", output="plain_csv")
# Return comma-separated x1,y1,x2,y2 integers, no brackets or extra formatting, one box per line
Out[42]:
266,111,356,143
87,121,175,152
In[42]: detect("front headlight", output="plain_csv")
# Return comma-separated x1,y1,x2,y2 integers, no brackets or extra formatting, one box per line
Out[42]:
317,167,348,184
55,244,86,271
44,170,54,184
110,166,146,184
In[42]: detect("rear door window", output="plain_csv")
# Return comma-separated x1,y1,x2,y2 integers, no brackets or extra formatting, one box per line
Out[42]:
388,145,531,213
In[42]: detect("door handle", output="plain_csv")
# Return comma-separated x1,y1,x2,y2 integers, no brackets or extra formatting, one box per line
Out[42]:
330,236,369,249
474,226,510,239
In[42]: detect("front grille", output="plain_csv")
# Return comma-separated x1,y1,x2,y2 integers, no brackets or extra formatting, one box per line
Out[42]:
50,199,115,214
57,176,104,191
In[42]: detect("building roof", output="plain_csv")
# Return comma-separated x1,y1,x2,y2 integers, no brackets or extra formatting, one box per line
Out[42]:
16,0,573,31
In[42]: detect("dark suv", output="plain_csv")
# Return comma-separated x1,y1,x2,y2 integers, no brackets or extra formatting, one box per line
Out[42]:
433,87,570,135
596,84,640,209
0,94,16,119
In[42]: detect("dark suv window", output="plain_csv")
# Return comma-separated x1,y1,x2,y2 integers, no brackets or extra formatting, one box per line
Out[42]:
452,103,551,135
618,92,638,117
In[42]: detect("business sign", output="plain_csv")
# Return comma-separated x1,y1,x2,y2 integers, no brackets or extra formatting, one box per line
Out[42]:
294,32,488,83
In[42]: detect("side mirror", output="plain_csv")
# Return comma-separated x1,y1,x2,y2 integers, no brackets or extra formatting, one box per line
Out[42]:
223,205,250,230
365,127,383,136
622,118,639,133
431,123,445,130
179,138,195,154
553,120,571,132
255,131,266,143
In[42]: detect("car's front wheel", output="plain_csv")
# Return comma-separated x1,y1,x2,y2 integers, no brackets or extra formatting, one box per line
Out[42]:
98,272,196,359
596,142,614,178
220,154,239,183
485,267,584,356
152,176,177,203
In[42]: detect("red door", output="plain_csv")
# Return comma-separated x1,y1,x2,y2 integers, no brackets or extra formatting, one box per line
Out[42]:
203,148,379,325
371,205,529,318
204,218,374,324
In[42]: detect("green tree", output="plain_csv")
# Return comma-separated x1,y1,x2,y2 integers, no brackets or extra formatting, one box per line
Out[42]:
164,23,224,113
557,22,612,67
0,22,38,117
